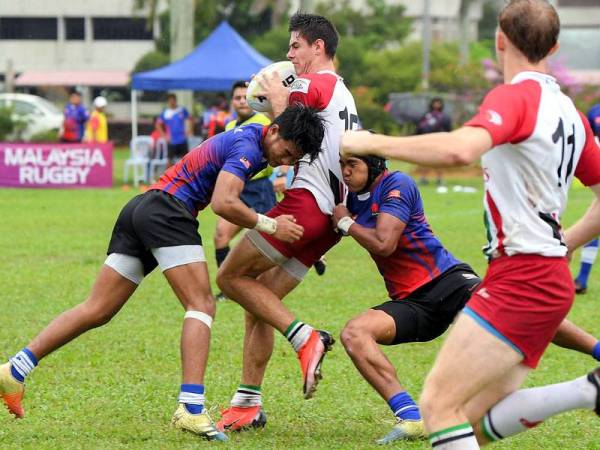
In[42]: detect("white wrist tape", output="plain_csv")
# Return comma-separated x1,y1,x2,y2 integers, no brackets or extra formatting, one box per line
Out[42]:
184,310,213,329
254,214,277,235
337,216,355,235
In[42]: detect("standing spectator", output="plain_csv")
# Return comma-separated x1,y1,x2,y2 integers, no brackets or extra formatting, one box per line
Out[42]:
415,98,452,187
574,102,600,294
158,93,193,165
84,96,108,143
61,91,89,143
213,80,274,301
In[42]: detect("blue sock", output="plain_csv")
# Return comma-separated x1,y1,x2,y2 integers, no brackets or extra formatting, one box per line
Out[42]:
9,348,38,383
593,341,600,362
388,391,421,421
577,239,599,286
576,263,593,287
179,384,205,414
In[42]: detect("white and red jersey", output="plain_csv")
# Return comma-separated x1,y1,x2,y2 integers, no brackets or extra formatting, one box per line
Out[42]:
465,71,600,258
288,70,359,214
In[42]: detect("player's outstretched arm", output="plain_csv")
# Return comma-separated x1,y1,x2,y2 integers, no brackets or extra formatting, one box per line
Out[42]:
341,127,493,168
332,204,405,257
212,171,303,243
564,184,600,253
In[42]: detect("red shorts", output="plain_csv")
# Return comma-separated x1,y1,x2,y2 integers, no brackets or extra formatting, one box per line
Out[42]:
260,188,340,268
465,254,574,368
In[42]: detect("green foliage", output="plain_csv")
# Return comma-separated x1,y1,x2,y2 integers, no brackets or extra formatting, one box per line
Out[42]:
250,24,291,61
132,50,170,74
29,128,60,143
0,107,15,141
357,41,493,104
352,86,399,134
316,0,411,50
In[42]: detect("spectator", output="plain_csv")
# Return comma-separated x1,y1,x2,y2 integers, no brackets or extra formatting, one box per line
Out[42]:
84,96,108,143
61,91,89,143
157,93,193,165
415,97,452,186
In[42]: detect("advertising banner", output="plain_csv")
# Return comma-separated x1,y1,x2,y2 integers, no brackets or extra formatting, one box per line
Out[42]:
0,142,113,188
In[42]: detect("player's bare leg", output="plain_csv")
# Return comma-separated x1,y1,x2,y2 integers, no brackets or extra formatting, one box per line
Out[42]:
217,237,297,331
552,318,600,358
218,237,334,399
218,266,299,431
213,217,242,300
1,265,137,418
164,261,227,441
241,267,300,384
341,309,425,442
420,313,523,448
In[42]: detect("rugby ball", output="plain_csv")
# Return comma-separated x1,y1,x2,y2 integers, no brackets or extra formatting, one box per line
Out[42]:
246,61,297,112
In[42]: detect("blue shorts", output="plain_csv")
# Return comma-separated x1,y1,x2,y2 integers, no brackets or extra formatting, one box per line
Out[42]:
240,177,276,214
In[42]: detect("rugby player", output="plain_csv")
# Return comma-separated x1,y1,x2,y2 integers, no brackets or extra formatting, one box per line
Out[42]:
342,1,600,447
216,12,360,431
0,105,325,442
335,154,600,445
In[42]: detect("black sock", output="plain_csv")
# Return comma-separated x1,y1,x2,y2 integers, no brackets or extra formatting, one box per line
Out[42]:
215,246,230,267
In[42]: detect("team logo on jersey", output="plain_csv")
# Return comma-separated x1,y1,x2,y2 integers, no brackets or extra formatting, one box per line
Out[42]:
485,109,503,126
371,203,379,215
239,157,251,169
387,189,401,199
290,78,310,94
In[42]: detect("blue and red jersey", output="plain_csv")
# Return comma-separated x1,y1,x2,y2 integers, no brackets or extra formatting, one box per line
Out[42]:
150,123,268,216
62,103,89,142
347,171,460,300
159,106,190,145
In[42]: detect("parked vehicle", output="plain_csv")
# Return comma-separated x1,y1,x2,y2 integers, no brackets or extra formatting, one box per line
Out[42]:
0,93,63,141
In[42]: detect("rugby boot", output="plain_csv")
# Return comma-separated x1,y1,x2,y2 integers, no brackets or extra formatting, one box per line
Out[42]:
313,257,327,276
297,330,335,399
216,405,267,432
171,404,228,441
0,362,25,418
376,418,426,444
587,367,600,416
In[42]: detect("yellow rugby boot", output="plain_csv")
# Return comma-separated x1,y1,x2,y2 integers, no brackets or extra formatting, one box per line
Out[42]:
171,404,228,441
376,418,426,444
0,362,25,418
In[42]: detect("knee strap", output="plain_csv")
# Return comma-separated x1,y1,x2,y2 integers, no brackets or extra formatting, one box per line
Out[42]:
184,310,213,329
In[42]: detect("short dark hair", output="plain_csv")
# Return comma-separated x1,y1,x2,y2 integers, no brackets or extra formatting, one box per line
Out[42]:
230,80,248,98
272,104,325,163
289,12,339,58
499,0,560,64
167,93,177,101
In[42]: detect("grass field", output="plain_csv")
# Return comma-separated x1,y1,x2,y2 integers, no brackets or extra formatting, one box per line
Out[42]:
0,149,598,449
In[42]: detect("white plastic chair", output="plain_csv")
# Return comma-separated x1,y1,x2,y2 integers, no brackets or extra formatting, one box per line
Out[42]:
149,137,169,182
124,135,152,186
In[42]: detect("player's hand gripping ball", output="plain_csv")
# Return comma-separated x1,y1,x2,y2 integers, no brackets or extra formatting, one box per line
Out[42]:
246,61,297,112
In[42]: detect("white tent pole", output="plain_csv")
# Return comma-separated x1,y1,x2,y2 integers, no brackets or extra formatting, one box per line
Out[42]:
131,89,138,139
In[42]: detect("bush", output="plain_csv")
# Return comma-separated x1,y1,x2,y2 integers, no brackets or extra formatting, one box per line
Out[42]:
352,86,400,135
132,50,170,75
0,107,14,141
29,128,60,143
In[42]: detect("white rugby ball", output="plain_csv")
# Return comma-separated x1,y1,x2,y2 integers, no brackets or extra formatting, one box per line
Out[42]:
246,61,297,112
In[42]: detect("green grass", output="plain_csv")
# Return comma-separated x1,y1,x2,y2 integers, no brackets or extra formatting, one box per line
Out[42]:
0,150,598,449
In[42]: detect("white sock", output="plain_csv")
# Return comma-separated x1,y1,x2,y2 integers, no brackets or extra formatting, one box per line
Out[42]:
429,423,480,449
482,374,597,441
231,385,262,407
284,320,313,352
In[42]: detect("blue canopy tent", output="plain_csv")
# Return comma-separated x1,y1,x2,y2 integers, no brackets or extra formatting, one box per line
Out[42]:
129,21,272,136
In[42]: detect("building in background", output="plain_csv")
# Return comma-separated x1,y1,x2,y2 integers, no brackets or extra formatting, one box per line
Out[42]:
0,0,164,113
